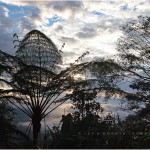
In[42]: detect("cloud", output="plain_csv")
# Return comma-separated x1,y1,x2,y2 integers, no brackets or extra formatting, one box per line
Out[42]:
49,1,83,11
62,51,79,64
76,27,97,39
76,31,94,39
0,32,14,54
0,1,84,20
55,24,63,31
0,5,13,29
0,5,15,54
0,0,149,62
1,0,149,134
59,36,77,43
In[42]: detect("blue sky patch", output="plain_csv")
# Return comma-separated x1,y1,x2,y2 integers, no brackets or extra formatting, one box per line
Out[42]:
0,2,40,19
46,16,64,27
0,2,24,18
92,11,105,17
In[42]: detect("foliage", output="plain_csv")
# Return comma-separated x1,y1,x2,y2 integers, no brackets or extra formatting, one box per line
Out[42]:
116,16,150,105
15,30,62,72
0,30,120,146
70,89,103,119
48,109,150,149
0,99,31,148
1,16,150,148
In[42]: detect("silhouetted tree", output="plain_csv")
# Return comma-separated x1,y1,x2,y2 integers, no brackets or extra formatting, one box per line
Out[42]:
71,89,103,119
1,30,69,145
115,16,150,109
0,99,30,148
0,30,123,146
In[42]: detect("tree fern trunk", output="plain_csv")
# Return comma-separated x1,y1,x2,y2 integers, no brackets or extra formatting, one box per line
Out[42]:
32,117,41,145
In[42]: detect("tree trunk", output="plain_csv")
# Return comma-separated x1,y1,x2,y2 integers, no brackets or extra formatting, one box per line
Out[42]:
32,117,41,145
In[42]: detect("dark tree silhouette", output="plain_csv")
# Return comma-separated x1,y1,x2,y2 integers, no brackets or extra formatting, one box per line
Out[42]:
70,89,103,120
0,99,30,148
115,16,150,109
14,30,63,144
0,30,122,146
0,30,72,145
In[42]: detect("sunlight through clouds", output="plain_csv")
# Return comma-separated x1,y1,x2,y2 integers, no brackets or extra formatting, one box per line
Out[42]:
0,0,149,130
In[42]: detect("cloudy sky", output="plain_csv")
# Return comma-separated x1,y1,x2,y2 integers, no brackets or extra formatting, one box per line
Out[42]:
0,0,149,64
1,0,149,129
